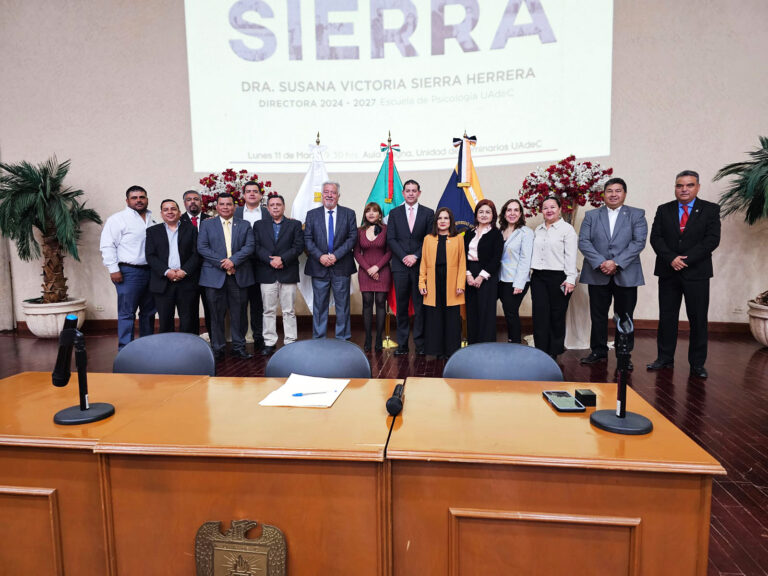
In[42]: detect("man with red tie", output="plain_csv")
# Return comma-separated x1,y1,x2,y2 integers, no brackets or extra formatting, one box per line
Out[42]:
647,171,721,379
181,189,211,335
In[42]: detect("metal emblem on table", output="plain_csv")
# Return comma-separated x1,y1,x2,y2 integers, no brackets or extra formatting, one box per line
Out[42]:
195,519,286,576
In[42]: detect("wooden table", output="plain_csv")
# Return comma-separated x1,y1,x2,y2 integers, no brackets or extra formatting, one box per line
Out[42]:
0,372,398,575
386,378,725,576
0,372,204,575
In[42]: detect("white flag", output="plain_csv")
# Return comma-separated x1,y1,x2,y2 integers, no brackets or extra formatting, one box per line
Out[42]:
293,143,328,313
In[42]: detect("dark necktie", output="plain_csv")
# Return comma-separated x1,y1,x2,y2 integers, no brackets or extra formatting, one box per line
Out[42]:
679,205,689,233
191,215,198,227
328,210,335,252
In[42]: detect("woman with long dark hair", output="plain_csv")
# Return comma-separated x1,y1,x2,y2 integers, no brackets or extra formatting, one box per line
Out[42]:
353,202,391,351
419,208,466,358
464,199,504,343
497,199,534,343
530,196,578,358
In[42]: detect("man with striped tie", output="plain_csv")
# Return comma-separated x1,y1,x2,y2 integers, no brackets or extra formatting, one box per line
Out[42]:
647,170,721,379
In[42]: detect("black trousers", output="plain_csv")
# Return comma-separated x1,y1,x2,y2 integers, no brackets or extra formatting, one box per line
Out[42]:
498,281,529,343
246,282,264,343
587,279,638,356
657,275,710,367
206,276,248,354
531,269,572,356
393,268,424,350
154,282,199,334
465,261,499,344
197,286,211,336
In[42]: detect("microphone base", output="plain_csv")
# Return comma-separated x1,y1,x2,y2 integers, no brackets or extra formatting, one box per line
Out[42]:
54,402,115,425
590,410,653,435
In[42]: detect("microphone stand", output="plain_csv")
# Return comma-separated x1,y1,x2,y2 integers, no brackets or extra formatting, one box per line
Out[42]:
590,314,653,435
53,327,115,425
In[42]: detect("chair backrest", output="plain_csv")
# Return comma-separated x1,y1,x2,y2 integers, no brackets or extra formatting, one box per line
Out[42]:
113,333,216,376
442,342,563,382
265,339,371,378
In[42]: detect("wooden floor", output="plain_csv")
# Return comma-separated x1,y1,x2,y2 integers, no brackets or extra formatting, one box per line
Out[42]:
1,325,766,576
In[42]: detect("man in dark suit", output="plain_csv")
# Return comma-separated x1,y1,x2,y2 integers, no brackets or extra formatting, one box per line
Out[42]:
252,193,305,355
235,180,270,350
145,199,200,333
578,178,648,367
180,189,212,335
648,170,721,379
304,181,357,340
386,179,434,355
198,193,256,360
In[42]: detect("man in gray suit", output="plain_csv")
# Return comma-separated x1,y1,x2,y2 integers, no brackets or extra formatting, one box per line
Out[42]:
304,181,357,339
578,177,648,365
198,192,256,360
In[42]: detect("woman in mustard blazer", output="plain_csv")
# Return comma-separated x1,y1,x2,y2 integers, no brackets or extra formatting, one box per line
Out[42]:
419,208,466,358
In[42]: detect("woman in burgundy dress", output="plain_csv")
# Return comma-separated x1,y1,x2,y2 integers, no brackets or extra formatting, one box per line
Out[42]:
354,202,392,351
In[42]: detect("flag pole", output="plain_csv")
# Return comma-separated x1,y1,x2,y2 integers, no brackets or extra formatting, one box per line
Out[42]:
382,130,399,350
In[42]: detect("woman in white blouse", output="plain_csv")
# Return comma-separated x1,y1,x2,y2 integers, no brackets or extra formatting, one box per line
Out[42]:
497,199,534,343
530,196,578,358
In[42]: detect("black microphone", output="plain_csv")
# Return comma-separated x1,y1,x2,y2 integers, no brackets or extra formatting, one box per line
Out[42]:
386,384,405,416
52,314,78,387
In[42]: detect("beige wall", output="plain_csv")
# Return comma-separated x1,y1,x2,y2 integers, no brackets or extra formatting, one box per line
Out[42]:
1,0,767,327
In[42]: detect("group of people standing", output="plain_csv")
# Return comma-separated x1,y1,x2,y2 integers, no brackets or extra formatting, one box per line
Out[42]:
100,170,720,379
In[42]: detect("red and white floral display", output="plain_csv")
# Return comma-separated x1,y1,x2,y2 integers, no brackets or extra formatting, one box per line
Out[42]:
198,169,274,215
519,155,613,218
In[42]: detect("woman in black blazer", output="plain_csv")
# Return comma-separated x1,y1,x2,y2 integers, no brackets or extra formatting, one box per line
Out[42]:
464,199,504,343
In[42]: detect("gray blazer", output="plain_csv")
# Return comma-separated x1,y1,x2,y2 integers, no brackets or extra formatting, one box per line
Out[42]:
578,205,647,287
197,216,255,288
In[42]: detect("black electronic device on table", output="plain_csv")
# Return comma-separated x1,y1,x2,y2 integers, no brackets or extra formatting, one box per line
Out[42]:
542,390,585,413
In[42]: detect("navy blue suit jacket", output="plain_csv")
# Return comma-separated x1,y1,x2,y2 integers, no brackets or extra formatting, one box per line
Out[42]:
197,216,255,288
145,220,200,294
303,205,357,278
650,199,721,280
253,217,304,284
386,203,435,273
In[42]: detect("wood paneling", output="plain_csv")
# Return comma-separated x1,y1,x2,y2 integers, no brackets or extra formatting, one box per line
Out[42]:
105,455,384,575
449,508,640,576
0,486,63,575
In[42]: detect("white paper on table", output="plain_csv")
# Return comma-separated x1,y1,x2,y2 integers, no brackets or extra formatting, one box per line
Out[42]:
258,374,350,408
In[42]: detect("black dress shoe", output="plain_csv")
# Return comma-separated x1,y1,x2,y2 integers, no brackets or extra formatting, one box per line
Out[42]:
394,347,409,356
213,350,225,362
580,353,607,365
253,339,265,351
646,359,674,370
364,344,371,352
690,366,708,379
231,349,253,359
261,345,276,356
627,360,634,371
375,341,383,351
416,348,425,356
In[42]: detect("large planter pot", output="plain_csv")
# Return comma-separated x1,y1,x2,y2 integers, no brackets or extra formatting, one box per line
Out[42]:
21,298,87,338
747,299,768,347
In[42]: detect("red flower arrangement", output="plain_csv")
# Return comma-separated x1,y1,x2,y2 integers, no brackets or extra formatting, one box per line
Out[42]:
198,168,275,214
519,155,613,219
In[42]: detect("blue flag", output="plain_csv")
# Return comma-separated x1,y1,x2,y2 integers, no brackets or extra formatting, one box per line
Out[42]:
437,135,484,232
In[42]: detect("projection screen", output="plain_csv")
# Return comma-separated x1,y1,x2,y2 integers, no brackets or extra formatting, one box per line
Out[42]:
184,0,614,172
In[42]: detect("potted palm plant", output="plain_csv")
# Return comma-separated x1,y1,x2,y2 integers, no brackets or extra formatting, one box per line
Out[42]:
714,136,768,347
0,156,102,337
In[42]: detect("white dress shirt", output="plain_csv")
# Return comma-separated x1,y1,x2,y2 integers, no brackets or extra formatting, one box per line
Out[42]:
531,218,578,285
607,206,621,237
100,207,155,273
241,205,263,226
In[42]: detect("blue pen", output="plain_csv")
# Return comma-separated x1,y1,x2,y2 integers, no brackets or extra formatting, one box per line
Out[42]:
292,391,332,397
